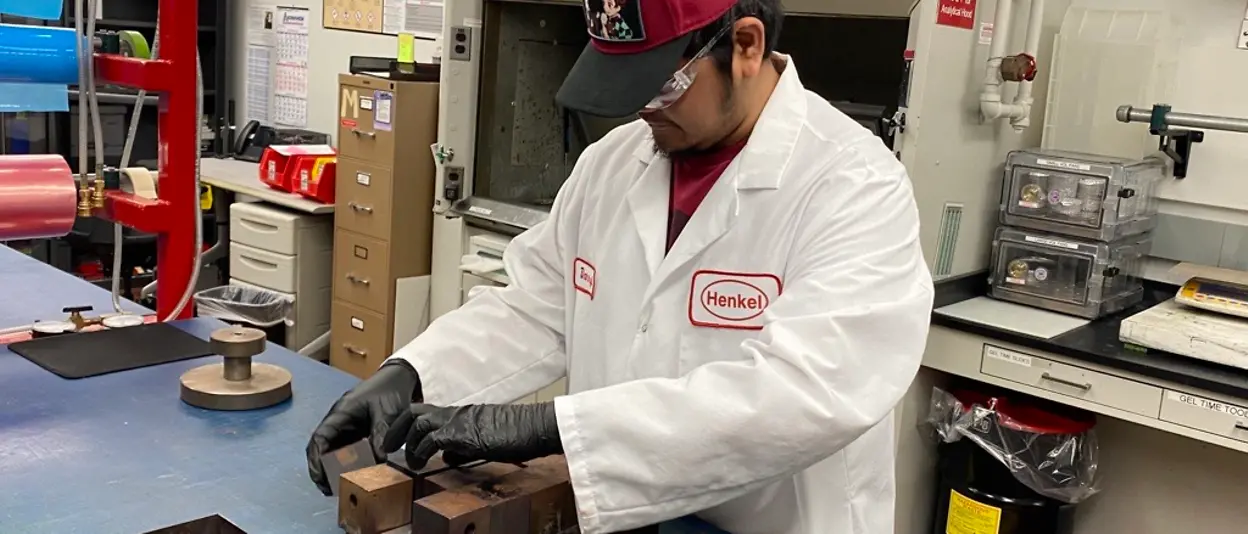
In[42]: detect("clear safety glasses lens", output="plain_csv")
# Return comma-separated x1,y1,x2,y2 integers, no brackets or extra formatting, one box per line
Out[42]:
642,23,734,112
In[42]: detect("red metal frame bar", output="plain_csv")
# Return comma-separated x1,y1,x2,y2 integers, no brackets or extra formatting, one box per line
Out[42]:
92,0,199,321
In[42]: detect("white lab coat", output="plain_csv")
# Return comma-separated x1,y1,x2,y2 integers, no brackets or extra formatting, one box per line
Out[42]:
389,56,933,534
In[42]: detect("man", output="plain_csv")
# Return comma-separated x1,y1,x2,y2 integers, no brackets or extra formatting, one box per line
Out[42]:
306,0,934,532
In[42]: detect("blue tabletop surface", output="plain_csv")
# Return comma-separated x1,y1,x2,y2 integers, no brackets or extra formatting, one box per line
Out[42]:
0,251,727,534
0,245,149,329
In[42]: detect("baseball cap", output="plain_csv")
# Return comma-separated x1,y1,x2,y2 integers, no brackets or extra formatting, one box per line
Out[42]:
556,0,737,118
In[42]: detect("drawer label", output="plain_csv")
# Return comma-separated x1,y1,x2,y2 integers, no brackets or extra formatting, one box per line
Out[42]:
360,97,374,111
350,317,365,330
1168,391,1248,419
984,344,1033,367
356,172,371,186
374,90,393,132
1023,235,1080,250
354,245,369,259
1035,158,1092,172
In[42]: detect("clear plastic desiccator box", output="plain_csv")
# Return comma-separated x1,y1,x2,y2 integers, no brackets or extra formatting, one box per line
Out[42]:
989,227,1150,319
1000,149,1165,241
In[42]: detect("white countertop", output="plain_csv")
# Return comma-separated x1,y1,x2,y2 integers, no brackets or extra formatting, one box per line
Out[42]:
199,158,335,214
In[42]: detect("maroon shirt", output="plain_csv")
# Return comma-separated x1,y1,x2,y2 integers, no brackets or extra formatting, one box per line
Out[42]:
666,139,749,253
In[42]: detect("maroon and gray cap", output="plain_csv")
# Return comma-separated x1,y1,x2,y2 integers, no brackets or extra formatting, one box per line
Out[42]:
556,0,737,118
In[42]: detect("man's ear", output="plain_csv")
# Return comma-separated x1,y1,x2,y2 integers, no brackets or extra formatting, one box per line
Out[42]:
732,17,767,79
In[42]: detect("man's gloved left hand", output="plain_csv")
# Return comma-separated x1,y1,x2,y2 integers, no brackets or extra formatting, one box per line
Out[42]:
381,402,563,470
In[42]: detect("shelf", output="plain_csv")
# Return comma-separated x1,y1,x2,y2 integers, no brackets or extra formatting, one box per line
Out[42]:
69,89,157,105
68,88,218,106
68,17,216,32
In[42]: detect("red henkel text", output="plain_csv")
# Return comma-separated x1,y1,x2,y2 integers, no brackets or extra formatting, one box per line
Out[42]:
704,291,763,311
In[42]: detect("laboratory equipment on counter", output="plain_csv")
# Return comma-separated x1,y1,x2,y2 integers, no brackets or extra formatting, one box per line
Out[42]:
1000,149,1165,242
1175,278,1248,319
989,227,1150,319
1119,270,1248,372
179,325,293,411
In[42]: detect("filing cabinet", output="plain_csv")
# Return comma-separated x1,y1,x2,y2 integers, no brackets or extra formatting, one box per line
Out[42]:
331,73,439,378
228,201,333,358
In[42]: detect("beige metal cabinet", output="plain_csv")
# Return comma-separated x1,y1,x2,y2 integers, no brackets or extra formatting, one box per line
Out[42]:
331,74,439,379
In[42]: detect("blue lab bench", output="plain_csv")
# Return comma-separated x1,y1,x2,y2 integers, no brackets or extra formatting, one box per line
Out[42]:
0,246,727,533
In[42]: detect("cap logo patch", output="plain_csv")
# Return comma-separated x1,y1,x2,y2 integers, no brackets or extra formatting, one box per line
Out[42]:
584,0,645,42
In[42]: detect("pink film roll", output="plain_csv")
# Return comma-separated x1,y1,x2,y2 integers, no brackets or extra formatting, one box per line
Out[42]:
0,154,78,241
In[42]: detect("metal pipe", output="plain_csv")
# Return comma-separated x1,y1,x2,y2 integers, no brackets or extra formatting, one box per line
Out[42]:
1117,105,1248,134
223,356,252,381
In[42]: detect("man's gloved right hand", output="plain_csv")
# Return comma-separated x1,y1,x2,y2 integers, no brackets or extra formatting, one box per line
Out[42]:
305,361,421,495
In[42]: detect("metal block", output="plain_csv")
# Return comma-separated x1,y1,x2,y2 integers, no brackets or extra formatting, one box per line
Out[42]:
420,461,523,498
340,464,416,534
410,455,576,534
142,514,248,533
325,439,380,496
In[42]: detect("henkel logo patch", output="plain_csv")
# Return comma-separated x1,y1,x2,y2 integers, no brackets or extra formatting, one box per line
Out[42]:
573,258,596,299
689,270,783,330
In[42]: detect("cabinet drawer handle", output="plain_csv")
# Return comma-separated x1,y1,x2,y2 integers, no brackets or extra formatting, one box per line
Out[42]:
350,128,377,139
348,202,374,213
239,218,280,233
343,344,368,357
346,274,371,286
240,256,279,270
1040,373,1092,391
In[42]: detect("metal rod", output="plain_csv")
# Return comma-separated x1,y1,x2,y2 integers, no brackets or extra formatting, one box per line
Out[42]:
223,356,252,381
1117,105,1248,134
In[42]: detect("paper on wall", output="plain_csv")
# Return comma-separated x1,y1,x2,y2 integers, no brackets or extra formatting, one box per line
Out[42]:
245,45,272,123
245,1,278,123
383,0,405,35
403,0,444,39
273,5,310,128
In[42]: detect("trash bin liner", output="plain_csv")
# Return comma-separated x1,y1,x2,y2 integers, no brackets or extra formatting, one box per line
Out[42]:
194,285,294,328
926,387,1100,504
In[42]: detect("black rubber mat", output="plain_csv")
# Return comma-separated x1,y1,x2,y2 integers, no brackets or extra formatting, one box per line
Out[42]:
9,322,213,379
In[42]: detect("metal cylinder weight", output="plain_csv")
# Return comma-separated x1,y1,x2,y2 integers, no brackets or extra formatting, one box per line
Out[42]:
179,326,293,411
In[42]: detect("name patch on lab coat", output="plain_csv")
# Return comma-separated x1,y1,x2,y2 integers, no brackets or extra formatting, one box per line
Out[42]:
689,270,782,330
573,258,596,299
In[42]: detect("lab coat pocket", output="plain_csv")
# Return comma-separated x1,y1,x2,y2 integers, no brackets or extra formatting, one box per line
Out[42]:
678,327,756,376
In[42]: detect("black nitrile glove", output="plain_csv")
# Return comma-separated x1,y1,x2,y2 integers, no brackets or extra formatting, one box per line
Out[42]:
381,402,563,471
306,361,421,495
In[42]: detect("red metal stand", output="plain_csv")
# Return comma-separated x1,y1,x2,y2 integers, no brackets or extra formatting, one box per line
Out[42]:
93,0,199,321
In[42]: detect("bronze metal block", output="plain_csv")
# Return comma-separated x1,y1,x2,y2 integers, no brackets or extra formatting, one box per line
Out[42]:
340,464,416,534
323,439,378,497
410,491,494,534
410,455,576,534
421,462,523,498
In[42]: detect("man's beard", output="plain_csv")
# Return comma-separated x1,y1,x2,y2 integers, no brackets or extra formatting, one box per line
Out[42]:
650,85,737,158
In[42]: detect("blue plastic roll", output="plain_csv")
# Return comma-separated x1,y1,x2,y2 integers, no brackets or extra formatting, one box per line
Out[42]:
0,0,64,21
0,24,80,85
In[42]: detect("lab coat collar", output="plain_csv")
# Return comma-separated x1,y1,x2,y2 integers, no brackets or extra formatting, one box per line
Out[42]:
630,53,807,191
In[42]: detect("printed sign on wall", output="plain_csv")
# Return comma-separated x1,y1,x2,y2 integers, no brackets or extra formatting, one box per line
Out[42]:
937,0,978,30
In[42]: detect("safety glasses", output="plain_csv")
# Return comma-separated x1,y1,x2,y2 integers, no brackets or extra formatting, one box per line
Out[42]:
643,22,734,112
